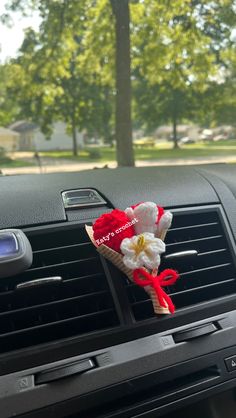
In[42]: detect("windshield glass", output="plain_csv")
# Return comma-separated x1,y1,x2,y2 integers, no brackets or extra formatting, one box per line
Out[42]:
0,0,236,175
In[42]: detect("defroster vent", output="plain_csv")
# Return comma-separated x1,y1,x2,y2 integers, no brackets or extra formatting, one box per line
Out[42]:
126,208,236,321
0,225,119,354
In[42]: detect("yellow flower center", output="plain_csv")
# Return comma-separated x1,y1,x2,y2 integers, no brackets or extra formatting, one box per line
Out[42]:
132,235,146,255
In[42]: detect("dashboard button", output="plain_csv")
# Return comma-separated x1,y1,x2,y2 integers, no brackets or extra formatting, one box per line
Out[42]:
173,323,217,343
35,358,95,384
225,356,236,372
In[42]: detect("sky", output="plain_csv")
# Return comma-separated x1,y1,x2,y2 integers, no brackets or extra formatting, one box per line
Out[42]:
0,2,41,62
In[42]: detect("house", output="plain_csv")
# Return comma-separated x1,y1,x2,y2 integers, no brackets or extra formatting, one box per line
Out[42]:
0,127,19,151
9,121,37,150
9,121,84,151
34,122,84,151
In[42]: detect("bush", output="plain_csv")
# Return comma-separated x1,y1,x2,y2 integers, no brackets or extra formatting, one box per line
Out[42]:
87,148,102,159
0,147,6,158
0,147,11,163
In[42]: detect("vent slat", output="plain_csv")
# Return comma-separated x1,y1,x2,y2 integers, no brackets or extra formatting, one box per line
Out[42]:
0,273,105,308
34,241,92,254
198,248,227,256
0,226,119,354
172,280,236,308
132,281,236,321
0,310,118,353
167,224,222,244
166,235,223,249
169,221,218,232
170,278,235,298
0,290,110,319
166,234,223,247
32,242,95,269
132,278,235,307
127,209,236,321
0,308,115,337
180,262,232,277
28,257,98,273
0,258,104,292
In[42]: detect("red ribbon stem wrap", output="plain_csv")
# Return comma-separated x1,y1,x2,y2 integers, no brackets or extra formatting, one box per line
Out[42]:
133,268,179,314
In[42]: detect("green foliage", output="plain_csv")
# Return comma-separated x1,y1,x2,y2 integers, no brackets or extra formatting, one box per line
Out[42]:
2,0,115,154
0,147,7,159
0,64,20,126
0,147,12,165
131,0,236,144
1,0,236,156
86,148,102,159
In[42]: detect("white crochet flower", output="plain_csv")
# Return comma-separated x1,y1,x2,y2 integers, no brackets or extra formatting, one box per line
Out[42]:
120,232,165,270
125,202,172,239
156,211,173,239
125,202,158,235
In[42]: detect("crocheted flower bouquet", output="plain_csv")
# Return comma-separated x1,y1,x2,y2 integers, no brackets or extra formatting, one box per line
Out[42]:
86,202,179,315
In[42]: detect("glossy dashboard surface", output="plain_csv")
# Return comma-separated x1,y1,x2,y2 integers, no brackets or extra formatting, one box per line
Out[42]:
0,165,228,228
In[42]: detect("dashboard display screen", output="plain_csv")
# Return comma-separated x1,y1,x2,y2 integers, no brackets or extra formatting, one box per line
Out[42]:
0,233,19,258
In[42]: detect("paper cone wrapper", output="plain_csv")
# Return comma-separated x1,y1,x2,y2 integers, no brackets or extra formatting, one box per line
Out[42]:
85,225,170,314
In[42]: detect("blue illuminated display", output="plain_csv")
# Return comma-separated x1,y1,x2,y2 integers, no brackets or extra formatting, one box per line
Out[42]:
0,233,19,258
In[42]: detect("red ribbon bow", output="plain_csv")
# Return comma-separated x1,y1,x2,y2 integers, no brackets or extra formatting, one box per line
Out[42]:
133,268,179,314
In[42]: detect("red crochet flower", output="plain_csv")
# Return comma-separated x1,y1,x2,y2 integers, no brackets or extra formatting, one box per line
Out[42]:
93,209,135,253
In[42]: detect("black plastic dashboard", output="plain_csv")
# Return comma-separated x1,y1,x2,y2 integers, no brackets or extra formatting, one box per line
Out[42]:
1,164,236,418
0,165,222,228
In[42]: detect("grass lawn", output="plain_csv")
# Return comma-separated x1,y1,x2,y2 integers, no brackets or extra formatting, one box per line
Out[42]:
40,140,236,163
0,158,33,169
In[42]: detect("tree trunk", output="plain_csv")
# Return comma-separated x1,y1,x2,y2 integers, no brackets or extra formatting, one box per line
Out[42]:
110,0,135,167
72,116,78,156
172,115,179,149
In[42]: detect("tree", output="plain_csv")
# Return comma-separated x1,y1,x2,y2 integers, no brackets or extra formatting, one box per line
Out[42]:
3,0,236,157
68,0,134,164
3,1,115,156
132,0,236,147
133,77,196,145
110,0,134,166
0,64,19,126
3,0,134,163
211,47,236,127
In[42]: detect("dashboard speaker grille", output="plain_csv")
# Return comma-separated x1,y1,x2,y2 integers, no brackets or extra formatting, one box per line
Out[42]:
0,225,119,353
126,209,236,321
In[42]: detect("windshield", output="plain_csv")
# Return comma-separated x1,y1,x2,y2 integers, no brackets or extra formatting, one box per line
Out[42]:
0,0,236,175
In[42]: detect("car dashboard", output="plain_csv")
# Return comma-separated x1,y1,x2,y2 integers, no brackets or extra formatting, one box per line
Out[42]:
1,164,236,418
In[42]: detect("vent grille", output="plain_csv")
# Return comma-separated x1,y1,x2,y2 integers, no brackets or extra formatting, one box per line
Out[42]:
126,209,236,321
0,226,119,354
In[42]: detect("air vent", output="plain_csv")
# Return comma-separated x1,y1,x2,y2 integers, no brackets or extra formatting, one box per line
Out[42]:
126,208,236,321
0,225,119,354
